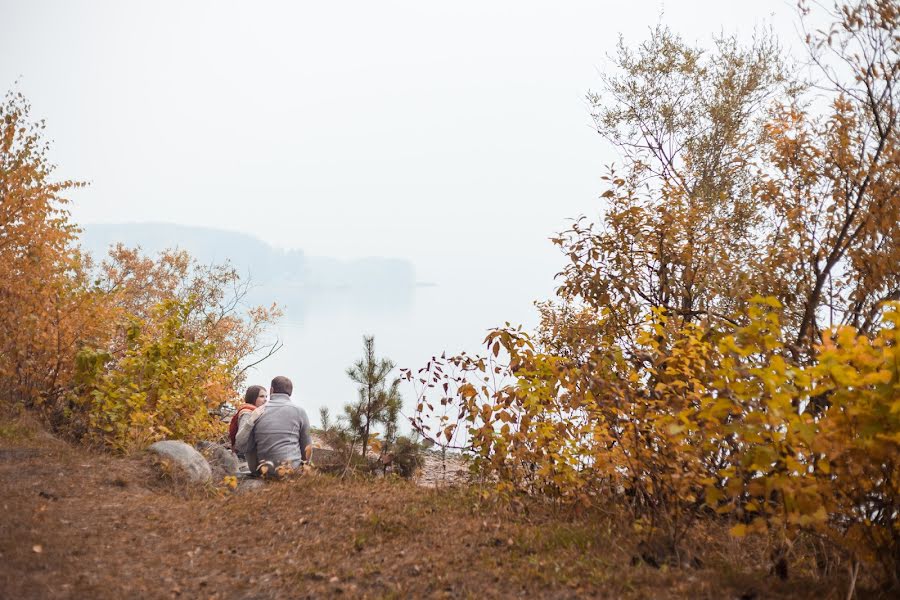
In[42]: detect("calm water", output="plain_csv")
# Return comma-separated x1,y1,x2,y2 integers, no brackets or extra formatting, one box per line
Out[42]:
77,223,563,432
243,258,560,430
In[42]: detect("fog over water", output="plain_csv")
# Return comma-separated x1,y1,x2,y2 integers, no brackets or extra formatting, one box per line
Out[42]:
80,223,555,425
259,260,553,425
4,0,806,425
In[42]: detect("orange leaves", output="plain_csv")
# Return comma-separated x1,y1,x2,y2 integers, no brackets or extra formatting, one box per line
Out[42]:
2,91,279,450
459,383,478,401
0,90,95,415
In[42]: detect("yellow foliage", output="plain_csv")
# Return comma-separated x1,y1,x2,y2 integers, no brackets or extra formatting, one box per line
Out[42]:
411,300,900,583
74,299,236,451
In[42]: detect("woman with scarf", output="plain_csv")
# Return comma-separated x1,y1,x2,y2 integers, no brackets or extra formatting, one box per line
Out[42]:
229,385,267,456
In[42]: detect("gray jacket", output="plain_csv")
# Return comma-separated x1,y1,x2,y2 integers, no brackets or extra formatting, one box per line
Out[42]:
234,393,312,472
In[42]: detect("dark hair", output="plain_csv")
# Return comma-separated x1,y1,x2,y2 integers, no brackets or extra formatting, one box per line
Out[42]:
244,385,265,405
271,375,293,396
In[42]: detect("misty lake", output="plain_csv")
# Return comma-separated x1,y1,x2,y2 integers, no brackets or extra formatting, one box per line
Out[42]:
79,223,560,430
247,259,557,429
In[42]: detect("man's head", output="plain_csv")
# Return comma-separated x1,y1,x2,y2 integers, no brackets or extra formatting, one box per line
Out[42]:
270,375,293,397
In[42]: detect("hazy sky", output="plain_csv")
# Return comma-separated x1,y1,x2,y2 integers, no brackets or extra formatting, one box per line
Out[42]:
3,1,817,416
2,0,802,272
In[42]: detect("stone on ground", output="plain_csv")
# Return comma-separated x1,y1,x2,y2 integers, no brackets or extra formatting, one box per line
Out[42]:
236,478,266,494
309,446,344,471
197,441,239,477
148,440,212,484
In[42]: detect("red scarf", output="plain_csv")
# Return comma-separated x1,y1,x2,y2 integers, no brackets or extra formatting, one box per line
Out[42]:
229,403,258,451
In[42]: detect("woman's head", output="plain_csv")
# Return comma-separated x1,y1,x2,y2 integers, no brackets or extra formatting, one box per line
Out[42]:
244,385,268,407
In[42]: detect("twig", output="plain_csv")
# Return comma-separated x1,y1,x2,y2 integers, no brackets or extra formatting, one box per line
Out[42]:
845,557,860,600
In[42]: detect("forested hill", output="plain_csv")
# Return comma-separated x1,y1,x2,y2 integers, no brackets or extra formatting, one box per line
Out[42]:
79,222,417,292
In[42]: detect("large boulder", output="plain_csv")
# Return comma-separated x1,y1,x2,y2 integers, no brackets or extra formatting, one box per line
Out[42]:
148,440,212,484
196,441,239,477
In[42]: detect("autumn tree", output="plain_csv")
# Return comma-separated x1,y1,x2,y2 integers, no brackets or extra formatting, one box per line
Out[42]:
0,89,281,448
409,0,900,590
551,25,793,361
553,0,900,362
94,244,282,392
0,90,100,408
758,0,900,357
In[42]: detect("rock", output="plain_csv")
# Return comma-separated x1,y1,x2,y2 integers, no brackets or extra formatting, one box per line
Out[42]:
309,447,345,471
417,451,468,487
196,441,239,477
236,478,266,494
148,440,212,484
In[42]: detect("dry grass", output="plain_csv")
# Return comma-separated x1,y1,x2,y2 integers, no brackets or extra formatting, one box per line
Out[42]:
0,416,889,599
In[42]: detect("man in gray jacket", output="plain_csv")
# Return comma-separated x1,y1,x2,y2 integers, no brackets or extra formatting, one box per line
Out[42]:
234,375,312,476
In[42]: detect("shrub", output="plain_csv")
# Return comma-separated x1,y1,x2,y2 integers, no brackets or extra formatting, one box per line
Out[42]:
75,298,232,452
409,300,900,585
0,90,280,450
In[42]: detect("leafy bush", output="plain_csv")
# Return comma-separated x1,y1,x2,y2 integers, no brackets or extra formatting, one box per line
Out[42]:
75,299,233,452
409,299,899,585
0,91,279,449
409,2,900,590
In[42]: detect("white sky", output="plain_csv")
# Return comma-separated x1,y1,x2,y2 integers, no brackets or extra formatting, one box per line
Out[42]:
3,1,819,417
1,0,803,271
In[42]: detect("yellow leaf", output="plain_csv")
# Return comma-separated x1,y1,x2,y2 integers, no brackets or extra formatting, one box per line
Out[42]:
729,523,747,538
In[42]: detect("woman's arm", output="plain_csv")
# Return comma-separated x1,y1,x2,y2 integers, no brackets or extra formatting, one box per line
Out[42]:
234,407,264,453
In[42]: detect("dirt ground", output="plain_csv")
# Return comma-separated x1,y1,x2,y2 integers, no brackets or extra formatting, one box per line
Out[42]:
0,418,884,599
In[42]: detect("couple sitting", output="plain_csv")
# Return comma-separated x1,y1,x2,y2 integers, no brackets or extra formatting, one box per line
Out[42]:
229,375,313,477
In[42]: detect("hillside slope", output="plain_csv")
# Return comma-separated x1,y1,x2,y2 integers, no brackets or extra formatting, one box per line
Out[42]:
0,417,872,599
